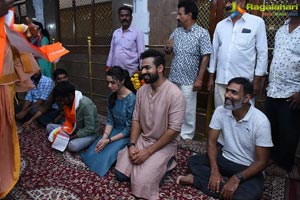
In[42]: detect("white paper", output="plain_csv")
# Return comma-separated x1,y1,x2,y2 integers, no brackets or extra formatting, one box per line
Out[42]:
51,132,70,152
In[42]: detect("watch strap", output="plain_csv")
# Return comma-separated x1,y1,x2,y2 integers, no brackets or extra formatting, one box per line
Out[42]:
127,142,135,148
234,172,244,182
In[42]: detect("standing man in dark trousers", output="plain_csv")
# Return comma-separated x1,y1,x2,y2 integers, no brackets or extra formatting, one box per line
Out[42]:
265,0,300,176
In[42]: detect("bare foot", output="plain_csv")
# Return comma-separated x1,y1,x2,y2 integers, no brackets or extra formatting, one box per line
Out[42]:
176,174,194,185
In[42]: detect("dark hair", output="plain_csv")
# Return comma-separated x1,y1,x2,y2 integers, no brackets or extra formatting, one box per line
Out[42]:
140,49,166,71
178,0,199,20
53,68,68,80
118,6,133,15
106,66,136,108
227,77,253,96
32,20,50,41
52,81,75,99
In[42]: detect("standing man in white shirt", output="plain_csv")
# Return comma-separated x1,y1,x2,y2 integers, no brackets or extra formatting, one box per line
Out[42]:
106,6,145,76
265,0,300,176
207,0,268,108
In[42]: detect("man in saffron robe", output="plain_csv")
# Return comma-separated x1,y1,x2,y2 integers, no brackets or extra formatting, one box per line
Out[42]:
0,1,69,197
0,0,39,197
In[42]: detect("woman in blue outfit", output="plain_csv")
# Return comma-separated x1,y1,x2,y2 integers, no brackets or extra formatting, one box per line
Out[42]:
81,66,136,176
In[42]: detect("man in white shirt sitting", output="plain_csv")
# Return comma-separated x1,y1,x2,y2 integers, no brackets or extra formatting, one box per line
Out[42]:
177,77,273,200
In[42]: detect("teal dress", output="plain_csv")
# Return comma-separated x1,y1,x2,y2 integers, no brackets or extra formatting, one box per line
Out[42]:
80,93,135,176
30,36,53,78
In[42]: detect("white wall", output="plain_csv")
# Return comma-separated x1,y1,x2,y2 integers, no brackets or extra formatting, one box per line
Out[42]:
132,0,149,45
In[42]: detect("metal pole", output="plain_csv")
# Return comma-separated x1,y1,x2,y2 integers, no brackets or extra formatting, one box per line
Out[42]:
52,37,56,70
87,36,93,100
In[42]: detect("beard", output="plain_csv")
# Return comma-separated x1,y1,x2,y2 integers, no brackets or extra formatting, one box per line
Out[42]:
223,97,244,111
142,72,159,84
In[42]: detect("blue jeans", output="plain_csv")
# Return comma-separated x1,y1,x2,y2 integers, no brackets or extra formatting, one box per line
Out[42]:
188,153,264,200
38,109,64,126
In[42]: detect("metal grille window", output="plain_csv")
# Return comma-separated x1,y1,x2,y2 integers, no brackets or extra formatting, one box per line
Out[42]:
59,0,112,45
14,1,27,23
262,0,287,49
195,0,211,30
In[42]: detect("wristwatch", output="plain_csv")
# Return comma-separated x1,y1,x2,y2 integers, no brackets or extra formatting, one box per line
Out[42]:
235,172,244,182
127,143,135,148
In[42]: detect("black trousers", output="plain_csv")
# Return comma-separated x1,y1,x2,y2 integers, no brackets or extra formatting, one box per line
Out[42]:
188,153,264,200
265,97,300,171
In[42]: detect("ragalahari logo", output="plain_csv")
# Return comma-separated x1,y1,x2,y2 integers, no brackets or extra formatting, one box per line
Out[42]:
229,1,299,17
246,3,299,17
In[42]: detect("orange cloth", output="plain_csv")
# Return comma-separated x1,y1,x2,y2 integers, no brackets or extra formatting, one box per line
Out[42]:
62,100,76,134
0,39,20,199
0,85,20,199
19,51,33,73
0,16,6,75
5,25,69,64
52,99,76,142
39,42,70,63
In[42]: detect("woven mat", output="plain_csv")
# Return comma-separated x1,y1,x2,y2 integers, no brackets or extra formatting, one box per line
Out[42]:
4,126,287,200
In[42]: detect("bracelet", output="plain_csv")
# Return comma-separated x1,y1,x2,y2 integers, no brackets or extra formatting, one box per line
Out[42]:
109,137,112,143
127,142,135,148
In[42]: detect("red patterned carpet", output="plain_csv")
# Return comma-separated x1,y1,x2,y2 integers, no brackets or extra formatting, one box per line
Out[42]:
4,127,288,200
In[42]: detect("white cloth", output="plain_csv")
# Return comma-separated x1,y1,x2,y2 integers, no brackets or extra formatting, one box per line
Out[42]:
51,129,70,152
208,13,268,84
177,84,197,139
267,19,300,98
69,90,82,133
214,83,227,108
209,105,273,166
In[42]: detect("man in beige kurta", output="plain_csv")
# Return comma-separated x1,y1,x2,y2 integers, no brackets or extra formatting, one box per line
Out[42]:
115,49,186,200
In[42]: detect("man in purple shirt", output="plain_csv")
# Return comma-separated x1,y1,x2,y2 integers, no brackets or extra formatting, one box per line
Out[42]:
106,6,145,76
